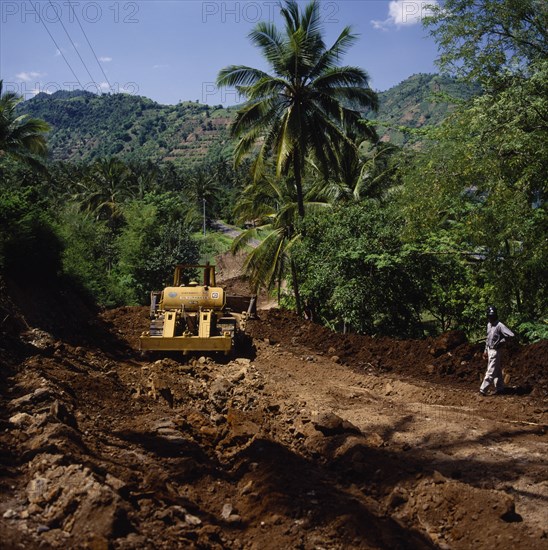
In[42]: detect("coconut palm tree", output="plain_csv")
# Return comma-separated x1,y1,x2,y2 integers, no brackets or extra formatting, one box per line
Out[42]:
217,0,378,219
0,80,49,162
232,174,329,312
182,166,223,231
68,158,132,229
311,139,399,203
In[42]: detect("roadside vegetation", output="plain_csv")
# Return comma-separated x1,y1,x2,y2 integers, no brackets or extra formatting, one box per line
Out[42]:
1,0,546,341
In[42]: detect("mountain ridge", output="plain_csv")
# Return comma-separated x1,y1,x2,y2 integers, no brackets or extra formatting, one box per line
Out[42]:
17,73,480,165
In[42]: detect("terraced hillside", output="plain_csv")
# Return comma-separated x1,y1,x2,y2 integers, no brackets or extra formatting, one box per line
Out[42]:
17,74,479,165
17,90,234,165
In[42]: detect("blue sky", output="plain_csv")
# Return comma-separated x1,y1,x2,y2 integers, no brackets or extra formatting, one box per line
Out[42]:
1,0,440,105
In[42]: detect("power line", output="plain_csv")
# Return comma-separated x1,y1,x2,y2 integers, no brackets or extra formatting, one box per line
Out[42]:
66,0,113,91
31,0,111,93
47,0,98,89
30,0,84,89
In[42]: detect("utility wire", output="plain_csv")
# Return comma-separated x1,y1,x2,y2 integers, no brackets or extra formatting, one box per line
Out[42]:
66,0,113,91
30,0,84,89
47,0,98,89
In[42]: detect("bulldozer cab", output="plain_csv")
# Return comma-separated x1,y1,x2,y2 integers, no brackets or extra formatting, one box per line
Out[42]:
173,264,216,288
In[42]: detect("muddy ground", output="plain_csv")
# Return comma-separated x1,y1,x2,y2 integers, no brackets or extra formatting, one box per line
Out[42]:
0,266,547,549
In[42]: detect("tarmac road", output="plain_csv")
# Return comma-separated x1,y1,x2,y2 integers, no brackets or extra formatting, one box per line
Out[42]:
212,219,260,247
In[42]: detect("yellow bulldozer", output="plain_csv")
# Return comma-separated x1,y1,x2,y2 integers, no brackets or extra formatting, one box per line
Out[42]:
139,263,256,355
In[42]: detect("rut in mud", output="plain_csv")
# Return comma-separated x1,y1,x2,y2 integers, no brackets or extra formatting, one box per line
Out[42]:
0,271,547,549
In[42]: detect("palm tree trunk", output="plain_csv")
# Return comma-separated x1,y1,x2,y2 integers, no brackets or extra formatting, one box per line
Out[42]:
293,155,305,219
504,238,522,311
290,257,302,317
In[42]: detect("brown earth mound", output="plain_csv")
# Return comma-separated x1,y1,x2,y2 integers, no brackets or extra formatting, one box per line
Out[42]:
248,309,547,397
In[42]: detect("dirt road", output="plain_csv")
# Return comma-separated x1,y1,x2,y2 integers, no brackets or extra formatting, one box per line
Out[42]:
0,272,546,549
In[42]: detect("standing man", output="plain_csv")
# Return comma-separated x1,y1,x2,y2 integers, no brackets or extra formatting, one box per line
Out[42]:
480,306,514,396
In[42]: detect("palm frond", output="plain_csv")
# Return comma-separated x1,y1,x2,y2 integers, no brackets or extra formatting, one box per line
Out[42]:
243,227,287,290
231,226,267,253
308,27,357,78
312,66,371,89
216,66,270,89
280,0,301,34
0,83,49,160
246,77,290,100
248,22,284,67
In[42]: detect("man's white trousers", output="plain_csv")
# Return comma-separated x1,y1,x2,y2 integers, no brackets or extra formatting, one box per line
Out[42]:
480,348,505,392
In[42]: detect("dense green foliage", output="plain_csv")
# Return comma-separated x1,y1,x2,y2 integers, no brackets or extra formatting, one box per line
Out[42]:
0,158,231,306
394,62,547,334
0,186,62,279
425,0,547,84
292,202,427,336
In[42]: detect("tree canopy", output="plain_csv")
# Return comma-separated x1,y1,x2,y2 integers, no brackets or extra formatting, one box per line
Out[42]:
425,0,548,84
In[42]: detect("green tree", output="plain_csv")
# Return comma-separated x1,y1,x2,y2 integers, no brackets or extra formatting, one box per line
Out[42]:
113,196,200,304
0,187,62,279
425,0,548,84
231,174,329,312
131,161,160,200
88,158,133,227
56,204,113,302
217,0,378,218
392,2,548,334
63,158,136,233
395,64,547,327
0,80,49,163
292,202,426,336
312,140,398,203
183,166,223,231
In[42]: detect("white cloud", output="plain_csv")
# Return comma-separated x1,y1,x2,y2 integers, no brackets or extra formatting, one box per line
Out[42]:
153,64,169,69
371,19,388,31
99,56,112,62
16,71,43,82
372,0,438,30
99,82,111,90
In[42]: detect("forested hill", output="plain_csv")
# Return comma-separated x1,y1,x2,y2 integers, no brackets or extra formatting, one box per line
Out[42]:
18,91,235,165
17,73,478,165
374,73,481,144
